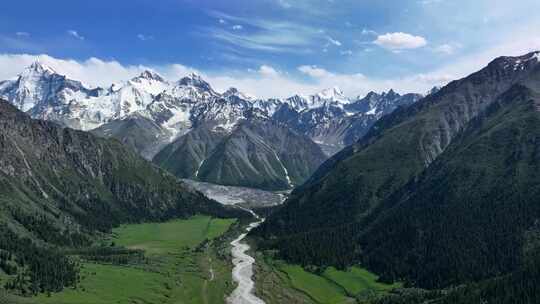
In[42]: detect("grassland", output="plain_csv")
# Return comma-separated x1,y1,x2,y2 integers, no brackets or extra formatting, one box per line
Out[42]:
255,253,401,304
9,215,236,304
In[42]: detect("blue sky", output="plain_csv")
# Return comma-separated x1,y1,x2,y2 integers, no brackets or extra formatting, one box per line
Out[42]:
1,0,540,97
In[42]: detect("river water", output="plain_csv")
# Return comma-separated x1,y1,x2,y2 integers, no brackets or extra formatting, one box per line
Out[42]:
226,209,266,304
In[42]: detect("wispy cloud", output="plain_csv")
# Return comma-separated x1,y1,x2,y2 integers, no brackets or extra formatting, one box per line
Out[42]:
433,43,461,55
67,30,85,40
204,11,324,53
276,0,292,8
15,32,30,37
0,35,44,52
418,0,444,5
361,29,378,36
326,36,342,47
137,34,154,41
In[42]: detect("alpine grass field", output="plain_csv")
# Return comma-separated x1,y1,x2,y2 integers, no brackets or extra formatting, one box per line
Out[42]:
3,216,235,304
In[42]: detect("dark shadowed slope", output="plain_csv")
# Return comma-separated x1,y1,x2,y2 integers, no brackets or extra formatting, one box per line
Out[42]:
253,52,540,293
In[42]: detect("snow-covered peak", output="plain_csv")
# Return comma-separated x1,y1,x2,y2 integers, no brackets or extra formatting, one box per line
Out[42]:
426,86,441,96
523,51,540,62
177,73,213,91
496,51,540,71
126,70,169,96
382,89,398,98
308,87,350,109
317,87,345,100
132,70,166,83
223,87,257,101
23,61,57,77
223,87,240,96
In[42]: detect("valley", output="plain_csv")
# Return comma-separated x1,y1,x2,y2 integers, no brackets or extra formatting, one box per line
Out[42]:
0,4,539,300
4,215,236,304
0,176,405,304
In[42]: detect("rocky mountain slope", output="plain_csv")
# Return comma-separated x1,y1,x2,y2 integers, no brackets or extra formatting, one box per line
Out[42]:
0,99,238,236
253,51,540,294
0,98,243,295
154,113,327,190
272,89,421,155
0,62,420,189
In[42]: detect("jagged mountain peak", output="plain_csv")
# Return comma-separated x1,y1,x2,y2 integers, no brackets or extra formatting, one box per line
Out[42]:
223,87,256,101
382,88,399,98
133,70,166,82
491,50,540,71
224,87,239,94
359,89,400,101
361,91,380,100
426,86,441,96
23,61,57,76
317,86,345,100
177,72,212,90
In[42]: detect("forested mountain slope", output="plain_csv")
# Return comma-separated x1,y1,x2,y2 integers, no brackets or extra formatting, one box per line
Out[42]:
253,52,540,295
0,99,240,294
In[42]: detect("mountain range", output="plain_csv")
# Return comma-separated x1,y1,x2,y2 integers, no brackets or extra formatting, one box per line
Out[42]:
253,51,540,302
1,50,540,303
0,98,242,294
0,63,420,189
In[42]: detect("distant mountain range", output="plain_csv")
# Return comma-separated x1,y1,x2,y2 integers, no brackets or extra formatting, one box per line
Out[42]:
253,51,540,302
0,63,421,189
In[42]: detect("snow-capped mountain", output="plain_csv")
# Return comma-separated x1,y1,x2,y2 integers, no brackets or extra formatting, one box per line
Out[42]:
0,62,102,128
272,89,422,155
345,89,421,118
275,87,350,114
0,62,173,130
0,61,421,167
0,61,423,188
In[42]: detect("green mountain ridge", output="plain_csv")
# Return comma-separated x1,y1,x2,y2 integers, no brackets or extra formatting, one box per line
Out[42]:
0,99,242,295
253,52,540,302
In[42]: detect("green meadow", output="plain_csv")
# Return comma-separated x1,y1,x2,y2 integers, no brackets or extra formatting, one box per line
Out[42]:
256,255,401,304
23,215,235,304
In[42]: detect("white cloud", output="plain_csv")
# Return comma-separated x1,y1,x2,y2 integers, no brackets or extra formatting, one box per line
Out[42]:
0,52,466,99
418,0,443,5
258,65,279,77
374,32,427,50
298,65,333,78
0,54,151,87
326,36,342,46
434,43,459,55
15,32,30,37
340,50,353,56
67,30,85,40
219,18,227,24
2,26,540,101
137,34,154,41
232,25,243,30
276,0,292,8
361,29,378,36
